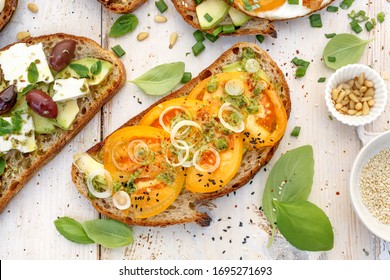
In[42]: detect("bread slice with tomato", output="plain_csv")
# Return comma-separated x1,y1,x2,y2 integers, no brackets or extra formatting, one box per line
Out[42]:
97,0,147,14
71,42,290,227
0,0,18,31
0,33,126,213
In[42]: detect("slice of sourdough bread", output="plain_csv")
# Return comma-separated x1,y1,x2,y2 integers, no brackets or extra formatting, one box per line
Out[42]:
0,0,17,31
71,42,290,227
0,33,126,213
97,0,147,14
171,0,277,37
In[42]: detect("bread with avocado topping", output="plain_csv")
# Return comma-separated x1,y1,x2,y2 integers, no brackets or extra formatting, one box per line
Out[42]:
71,42,290,227
0,0,17,31
0,33,126,213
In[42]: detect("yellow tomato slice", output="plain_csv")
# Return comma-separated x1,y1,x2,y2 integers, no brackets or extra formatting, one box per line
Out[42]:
188,72,287,149
103,126,185,219
186,133,243,193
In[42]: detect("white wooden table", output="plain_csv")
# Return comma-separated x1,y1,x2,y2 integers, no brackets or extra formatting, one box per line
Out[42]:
0,0,389,260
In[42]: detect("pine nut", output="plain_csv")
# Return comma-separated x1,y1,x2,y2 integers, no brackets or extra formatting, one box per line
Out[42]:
364,80,374,88
355,111,363,116
335,103,343,110
347,109,357,115
340,106,348,112
154,15,167,23
361,96,373,102
341,83,350,90
355,102,363,111
364,88,375,97
358,72,365,85
16,31,31,41
169,32,178,49
362,101,370,115
137,32,149,41
336,90,346,103
348,79,354,87
27,3,39,13
368,99,375,107
348,93,359,103
359,86,368,93
349,100,356,109
354,80,362,89
331,89,339,101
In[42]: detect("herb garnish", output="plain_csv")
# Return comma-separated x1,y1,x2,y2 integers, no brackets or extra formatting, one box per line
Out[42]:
0,111,23,136
69,63,90,78
109,14,138,37
27,62,39,84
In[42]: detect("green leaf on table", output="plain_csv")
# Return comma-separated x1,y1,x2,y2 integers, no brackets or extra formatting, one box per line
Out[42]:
109,14,138,37
131,62,185,96
273,200,334,251
82,219,134,248
54,217,94,244
323,33,373,70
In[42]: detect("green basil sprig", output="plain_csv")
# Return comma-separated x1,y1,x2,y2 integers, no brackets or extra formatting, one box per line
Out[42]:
54,217,133,248
109,14,138,37
69,63,90,78
262,145,334,251
0,111,23,136
131,62,185,96
27,62,39,84
90,60,102,76
323,33,373,70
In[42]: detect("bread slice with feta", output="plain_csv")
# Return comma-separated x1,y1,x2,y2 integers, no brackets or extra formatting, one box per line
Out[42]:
0,33,126,213
0,0,17,31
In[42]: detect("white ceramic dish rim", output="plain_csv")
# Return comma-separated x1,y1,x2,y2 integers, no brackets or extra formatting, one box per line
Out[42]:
325,64,388,126
350,129,390,241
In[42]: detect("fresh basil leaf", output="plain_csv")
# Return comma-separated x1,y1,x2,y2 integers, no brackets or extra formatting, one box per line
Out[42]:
109,14,138,37
69,63,90,78
90,60,102,76
262,145,314,236
19,84,38,96
0,157,5,176
27,62,39,84
54,217,94,244
131,62,185,96
323,34,374,70
10,111,22,132
0,112,23,136
273,200,334,251
82,219,133,248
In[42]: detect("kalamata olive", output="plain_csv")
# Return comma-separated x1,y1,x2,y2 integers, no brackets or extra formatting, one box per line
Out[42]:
49,40,77,71
0,85,17,115
26,89,58,118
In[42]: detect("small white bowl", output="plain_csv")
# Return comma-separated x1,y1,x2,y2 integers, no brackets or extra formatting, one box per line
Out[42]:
325,64,388,126
350,129,390,241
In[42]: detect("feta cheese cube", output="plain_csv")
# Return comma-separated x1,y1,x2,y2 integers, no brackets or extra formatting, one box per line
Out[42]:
52,78,90,102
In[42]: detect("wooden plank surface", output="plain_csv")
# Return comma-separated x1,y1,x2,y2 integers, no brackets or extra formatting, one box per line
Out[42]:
0,0,389,260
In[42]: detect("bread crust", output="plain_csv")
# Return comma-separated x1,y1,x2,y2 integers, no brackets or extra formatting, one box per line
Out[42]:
97,0,148,14
0,33,126,213
72,42,290,227
0,0,17,31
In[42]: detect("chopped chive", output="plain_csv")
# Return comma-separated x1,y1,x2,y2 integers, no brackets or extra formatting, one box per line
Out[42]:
295,67,307,78
292,57,310,69
377,12,385,23
204,13,213,22
340,0,354,10
365,21,374,32
111,44,125,57
256,34,265,43
327,56,336,62
212,26,223,36
155,0,168,13
192,41,205,56
309,14,322,28
350,20,363,33
290,126,301,137
205,33,219,42
222,24,236,34
328,115,333,121
326,6,339,13
193,30,205,42
181,72,192,83
318,77,326,83
371,18,377,26
288,0,299,4
325,33,336,39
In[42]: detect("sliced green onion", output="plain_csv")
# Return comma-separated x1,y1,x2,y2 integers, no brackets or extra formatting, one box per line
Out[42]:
371,18,377,26
204,13,213,22
377,12,385,23
181,72,192,83
245,58,260,73
295,67,307,78
222,24,236,34
212,26,223,36
365,21,374,32
111,44,126,58
155,0,168,13
292,57,310,69
309,14,322,28
192,41,205,56
205,33,219,42
327,56,336,63
340,0,354,10
224,79,245,96
256,34,265,43
290,126,301,137
325,33,336,39
350,20,363,33
326,6,339,13
193,30,205,42
288,0,299,4
318,77,326,83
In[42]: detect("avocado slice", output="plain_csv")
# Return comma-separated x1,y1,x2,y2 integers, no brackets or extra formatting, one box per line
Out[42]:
196,0,230,30
228,7,252,26
29,110,56,134
73,152,104,175
56,99,79,130
55,58,113,86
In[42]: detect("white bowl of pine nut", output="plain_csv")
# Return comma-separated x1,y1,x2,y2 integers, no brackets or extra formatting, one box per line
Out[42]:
325,64,388,126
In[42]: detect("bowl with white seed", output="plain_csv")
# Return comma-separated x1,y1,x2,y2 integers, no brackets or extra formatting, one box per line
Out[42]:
325,64,387,126
350,128,390,241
